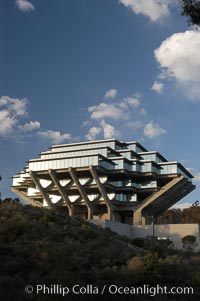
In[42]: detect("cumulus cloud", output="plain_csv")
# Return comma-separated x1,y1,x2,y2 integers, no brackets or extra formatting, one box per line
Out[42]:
155,30,200,100
104,89,118,99
18,121,41,132
127,120,143,130
0,95,72,144
88,103,125,120
143,121,167,138
86,127,102,141
86,92,143,140
15,0,35,12
151,81,164,94
0,110,17,137
86,122,119,140
37,130,71,144
88,96,141,121
10,100,28,117
0,96,29,137
0,96,28,116
119,0,175,22
85,89,166,141
121,97,141,108
100,120,119,139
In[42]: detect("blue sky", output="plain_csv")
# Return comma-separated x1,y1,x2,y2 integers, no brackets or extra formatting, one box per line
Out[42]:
0,0,200,208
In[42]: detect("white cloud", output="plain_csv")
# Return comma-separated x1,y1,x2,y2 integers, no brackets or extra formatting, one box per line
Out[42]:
121,97,140,108
0,96,29,137
127,120,143,130
151,81,164,94
16,0,35,12
85,90,166,141
0,97,8,106
37,130,71,144
0,96,28,116
86,122,119,141
0,96,72,144
88,103,125,120
155,30,200,100
119,0,175,22
88,96,141,121
18,121,41,132
104,89,118,99
143,121,167,138
9,99,28,117
100,120,119,139
86,127,102,141
0,110,17,136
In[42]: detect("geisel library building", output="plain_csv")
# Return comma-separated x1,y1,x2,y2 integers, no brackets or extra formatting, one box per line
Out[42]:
12,139,200,250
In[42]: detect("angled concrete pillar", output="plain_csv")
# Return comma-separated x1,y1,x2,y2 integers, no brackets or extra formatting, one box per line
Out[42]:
48,169,74,216
89,165,113,220
11,187,43,208
133,176,185,225
68,167,93,220
29,171,53,208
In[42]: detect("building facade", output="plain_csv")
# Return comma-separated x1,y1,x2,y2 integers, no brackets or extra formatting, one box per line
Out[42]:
12,139,195,225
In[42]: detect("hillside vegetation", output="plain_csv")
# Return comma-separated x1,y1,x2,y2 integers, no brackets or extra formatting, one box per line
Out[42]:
157,202,200,224
0,203,200,301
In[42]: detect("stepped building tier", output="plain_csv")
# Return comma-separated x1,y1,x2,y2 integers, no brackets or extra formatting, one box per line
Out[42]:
12,139,195,225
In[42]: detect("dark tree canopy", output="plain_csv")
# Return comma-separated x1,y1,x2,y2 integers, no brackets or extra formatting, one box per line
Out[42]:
180,0,200,26
157,202,200,224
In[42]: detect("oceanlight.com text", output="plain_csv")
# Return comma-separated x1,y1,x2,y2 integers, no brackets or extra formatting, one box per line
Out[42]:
25,284,194,297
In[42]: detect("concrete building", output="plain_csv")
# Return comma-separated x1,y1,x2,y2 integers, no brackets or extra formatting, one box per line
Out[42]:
12,139,195,225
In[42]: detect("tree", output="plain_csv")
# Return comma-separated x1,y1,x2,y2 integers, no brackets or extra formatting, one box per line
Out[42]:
182,235,197,256
145,237,174,258
180,0,200,26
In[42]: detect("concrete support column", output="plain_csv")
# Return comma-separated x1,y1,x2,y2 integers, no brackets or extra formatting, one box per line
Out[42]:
89,165,113,220
29,171,53,208
11,186,43,207
68,205,74,217
49,169,73,216
87,207,93,220
68,167,93,220
133,210,146,225
107,207,113,220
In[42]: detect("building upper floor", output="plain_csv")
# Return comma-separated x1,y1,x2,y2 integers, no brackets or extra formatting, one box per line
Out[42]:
12,139,193,187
